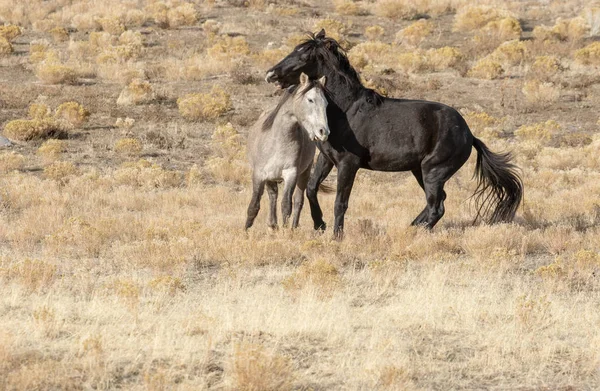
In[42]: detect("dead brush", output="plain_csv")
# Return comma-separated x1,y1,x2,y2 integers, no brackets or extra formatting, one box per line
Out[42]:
230,341,294,391
148,2,198,29
114,138,143,156
574,42,600,65
463,111,501,139
453,6,512,32
43,161,78,184
35,61,78,85
528,56,562,81
3,118,65,141
117,79,155,106
0,36,12,55
112,159,182,189
521,80,561,108
514,120,561,144
0,24,22,41
177,85,231,121
37,140,67,162
314,18,349,43
375,0,418,20
347,41,394,71
54,101,90,128
2,259,57,292
204,123,248,184
334,0,362,16
365,25,385,41
396,19,433,47
148,276,185,296
534,18,590,42
490,40,527,67
467,57,504,80
282,258,341,297
0,152,25,173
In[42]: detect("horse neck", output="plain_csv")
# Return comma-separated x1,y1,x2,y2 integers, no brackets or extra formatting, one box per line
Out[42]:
274,97,303,142
319,64,363,112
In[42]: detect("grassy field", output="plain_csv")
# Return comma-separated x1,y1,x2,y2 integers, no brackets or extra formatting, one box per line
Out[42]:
2,0,600,389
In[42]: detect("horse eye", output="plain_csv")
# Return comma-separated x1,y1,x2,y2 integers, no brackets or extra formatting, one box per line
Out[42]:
308,99,314,103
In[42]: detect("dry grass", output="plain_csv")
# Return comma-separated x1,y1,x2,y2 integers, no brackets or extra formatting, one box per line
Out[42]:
116,79,155,106
2,1,600,390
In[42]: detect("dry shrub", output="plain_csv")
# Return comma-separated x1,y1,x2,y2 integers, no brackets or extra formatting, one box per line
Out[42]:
282,258,340,296
230,342,293,391
467,58,504,79
365,25,384,41
177,85,231,121
376,365,413,389
0,36,12,55
347,41,394,71
44,161,78,183
514,295,552,331
480,17,522,41
49,27,69,43
37,139,67,161
149,2,198,29
29,103,51,120
35,62,78,84
98,17,125,35
334,0,362,16
55,101,90,128
463,111,501,138
514,120,561,143
114,138,143,156
204,122,248,184
522,80,561,107
115,117,135,130
534,18,590,42
117,79,155,106
529,56,561,81
396,19,433,47
396,47,464,74
490,40,527,67
0,24,21,41
453,6,511,32
2,259,57,292
461,225,524,264
0,152,25,173
3,118,65,141
574,42,600,65
29,40,53,63
113,160,182,188
207,35,250,58
375,0,418,20
313,19,348,43
148,276,185,296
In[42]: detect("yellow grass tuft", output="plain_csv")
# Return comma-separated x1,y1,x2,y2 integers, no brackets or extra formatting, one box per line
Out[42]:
0,24,22,41
514,120,561,142
55,101,90,128
49,27,69,43
314,19,348,43
521,80,561,107
396,19,433,47
35,62,78,85
529,56,561,81
177,86,231,121
463,111,501,138
3,259,57,292
117,79,155,106
534,18,590,42
481,17,522,40
43,161,78,183
0,36,12,55
375,0,417,20
230,342,294,391
347,41,394,71
37,139,67,162
28,103,51,120
467,58,504,80
453,6,511,32
113,159,182,188
0,152,25,173
114,138,143,156
148,276,185,296
3,118,65,141
490,40,527,66
334,0,362,16
282,258,340,296
574,42,600,65
365,25,385,41
98,17,125,35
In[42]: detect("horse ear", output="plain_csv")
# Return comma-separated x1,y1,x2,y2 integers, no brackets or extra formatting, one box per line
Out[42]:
299,72,309,86
318,76,326,87
315,29,326,39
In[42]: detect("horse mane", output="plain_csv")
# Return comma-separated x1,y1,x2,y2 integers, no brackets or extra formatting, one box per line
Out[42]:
296,32,384,105
261,79,325,131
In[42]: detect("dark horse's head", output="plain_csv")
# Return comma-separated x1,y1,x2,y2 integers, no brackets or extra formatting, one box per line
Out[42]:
265,29,361,89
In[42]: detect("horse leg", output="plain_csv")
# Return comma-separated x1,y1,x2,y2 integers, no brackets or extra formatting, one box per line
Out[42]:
266,181,278,229
292,166,311,229
245,177,265,230
307,153,334,231
333,161,359,240
410,168,429,226
281,168,298,227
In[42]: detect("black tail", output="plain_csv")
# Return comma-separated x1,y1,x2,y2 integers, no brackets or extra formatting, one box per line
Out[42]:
472,138,523,224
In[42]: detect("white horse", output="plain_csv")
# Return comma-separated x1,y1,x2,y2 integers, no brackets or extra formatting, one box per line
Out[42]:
246,73,329,229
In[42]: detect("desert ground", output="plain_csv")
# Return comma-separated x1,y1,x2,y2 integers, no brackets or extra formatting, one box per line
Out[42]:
1,0,600,389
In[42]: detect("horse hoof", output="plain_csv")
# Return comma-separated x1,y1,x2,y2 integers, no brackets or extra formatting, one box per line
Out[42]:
314,222,326,231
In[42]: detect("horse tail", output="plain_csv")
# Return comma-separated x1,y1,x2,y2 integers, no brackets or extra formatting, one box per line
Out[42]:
318,183,335,194
472,137,523,224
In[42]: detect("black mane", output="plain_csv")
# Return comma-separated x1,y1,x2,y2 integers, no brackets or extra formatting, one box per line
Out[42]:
295,32,383,104
261,79,325,131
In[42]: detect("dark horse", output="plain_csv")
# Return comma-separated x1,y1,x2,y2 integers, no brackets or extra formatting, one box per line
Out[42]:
266,30,523,239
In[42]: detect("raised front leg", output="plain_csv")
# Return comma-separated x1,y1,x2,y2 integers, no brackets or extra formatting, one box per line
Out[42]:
281,168,298,227
307,153,334,231
245,177,265,230
292,166,311,229
333,162,359,240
